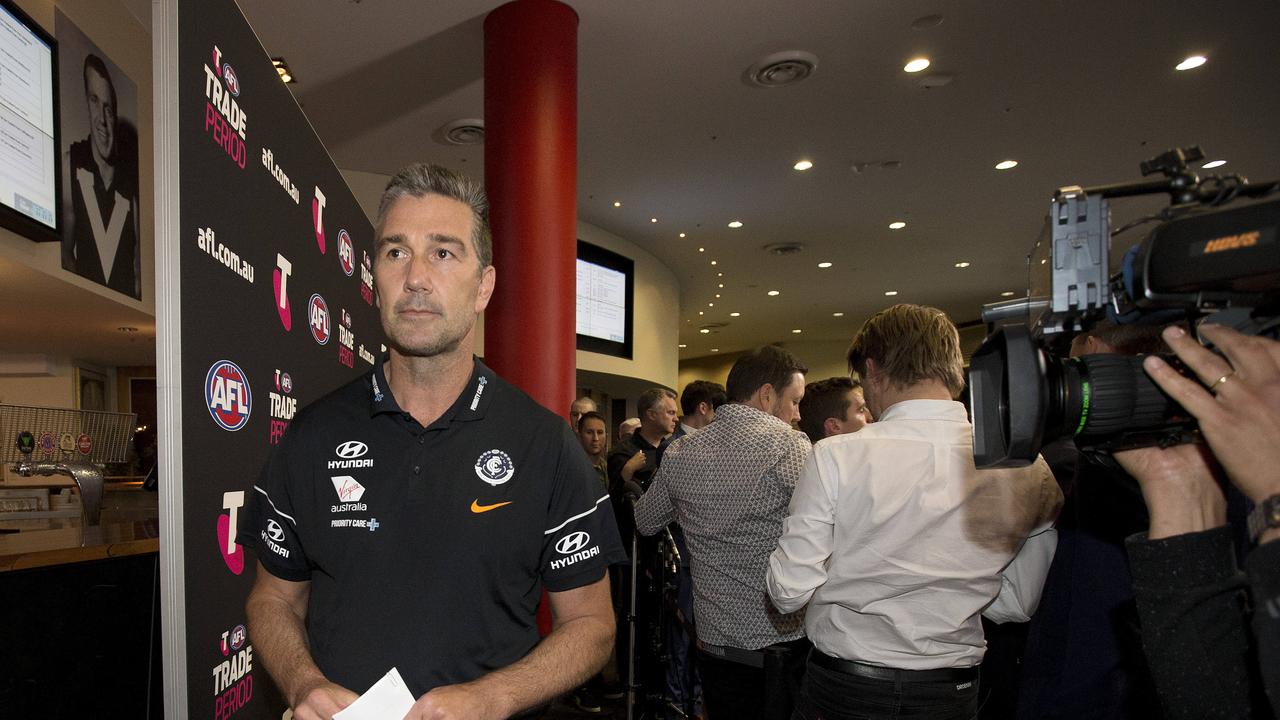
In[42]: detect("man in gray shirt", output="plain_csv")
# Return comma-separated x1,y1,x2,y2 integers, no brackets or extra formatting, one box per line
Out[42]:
635,345,811,720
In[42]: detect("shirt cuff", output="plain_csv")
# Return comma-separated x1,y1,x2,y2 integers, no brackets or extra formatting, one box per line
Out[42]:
1125,525,1239,590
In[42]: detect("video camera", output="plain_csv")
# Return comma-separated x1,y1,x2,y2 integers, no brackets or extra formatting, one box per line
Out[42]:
968,146,1280,468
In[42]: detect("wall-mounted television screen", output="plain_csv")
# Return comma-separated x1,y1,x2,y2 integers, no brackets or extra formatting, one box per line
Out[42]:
0,0,60,241
576,240,634,359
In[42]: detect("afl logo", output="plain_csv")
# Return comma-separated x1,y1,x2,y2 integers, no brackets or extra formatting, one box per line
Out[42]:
222,63,240,96
475,449,515,486
555,531,592,555
266,519,285,542
309,293,331,345
205,360,252,431
335,440,368,459
338,230,354,276
229,624,247,651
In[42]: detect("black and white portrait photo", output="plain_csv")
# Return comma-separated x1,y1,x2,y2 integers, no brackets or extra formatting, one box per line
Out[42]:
57,9,141,300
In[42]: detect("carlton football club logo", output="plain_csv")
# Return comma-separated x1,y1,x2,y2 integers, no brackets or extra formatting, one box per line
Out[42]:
205,360,252,431
338,230,354,276
309,293,330,345
475,449,515,486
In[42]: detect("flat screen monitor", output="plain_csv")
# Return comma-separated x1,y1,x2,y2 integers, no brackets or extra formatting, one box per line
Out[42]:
0,0,59,241
576,240,634,359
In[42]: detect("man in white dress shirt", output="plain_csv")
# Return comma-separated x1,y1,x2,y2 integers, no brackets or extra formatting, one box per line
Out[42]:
766,304,1062,720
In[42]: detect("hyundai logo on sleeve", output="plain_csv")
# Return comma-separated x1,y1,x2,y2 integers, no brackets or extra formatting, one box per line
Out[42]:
555,531,592,555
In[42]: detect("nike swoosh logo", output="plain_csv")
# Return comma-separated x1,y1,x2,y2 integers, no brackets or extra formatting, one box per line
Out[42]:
470,499,513,514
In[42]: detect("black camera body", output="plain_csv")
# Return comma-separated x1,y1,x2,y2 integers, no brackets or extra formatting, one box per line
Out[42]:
969,147,1280,468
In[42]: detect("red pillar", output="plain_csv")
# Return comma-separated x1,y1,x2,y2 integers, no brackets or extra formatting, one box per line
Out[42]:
483,0,578,422
484,0,579,638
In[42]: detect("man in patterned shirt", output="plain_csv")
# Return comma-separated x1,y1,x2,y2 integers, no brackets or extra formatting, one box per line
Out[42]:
634,345,812,720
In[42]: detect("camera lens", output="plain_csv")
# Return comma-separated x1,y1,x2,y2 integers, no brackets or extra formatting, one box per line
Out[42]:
1066,354,1181,437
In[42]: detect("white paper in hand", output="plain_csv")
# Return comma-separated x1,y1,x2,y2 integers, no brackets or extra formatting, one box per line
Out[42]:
333,667,415,720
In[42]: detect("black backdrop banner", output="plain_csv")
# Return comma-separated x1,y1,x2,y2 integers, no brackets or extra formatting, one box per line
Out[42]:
176,0,383,717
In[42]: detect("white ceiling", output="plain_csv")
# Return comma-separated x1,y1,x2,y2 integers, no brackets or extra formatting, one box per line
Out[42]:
29,0,1280,368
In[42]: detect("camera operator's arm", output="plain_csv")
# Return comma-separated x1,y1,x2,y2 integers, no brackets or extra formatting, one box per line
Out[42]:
1130,324,1280,715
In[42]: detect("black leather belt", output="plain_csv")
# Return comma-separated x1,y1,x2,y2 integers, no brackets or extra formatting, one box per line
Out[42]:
809,649,978,683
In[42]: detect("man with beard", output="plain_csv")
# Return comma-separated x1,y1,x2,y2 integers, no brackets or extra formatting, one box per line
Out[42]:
242,164,624,719
61,54,140,298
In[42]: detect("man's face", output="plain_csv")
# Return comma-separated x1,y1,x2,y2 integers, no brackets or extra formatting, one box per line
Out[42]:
85,68,116,160
373,194,494,358
578,418,606,457
570,400,595,428
832,388,872,435
647,396,679,435
770,372,806,424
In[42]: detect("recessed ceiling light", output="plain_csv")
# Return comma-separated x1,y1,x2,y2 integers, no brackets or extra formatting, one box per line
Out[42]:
715,294,721,298
817,261,833,268
1202,159,1227,169
793,160,814,171
613,201,621,207
711,260,718,265
650,218,658,223
832,312,844,317
885,290,899,296
118,326,138,333
954,261,971,268
711,348,720,352
1000,291,1015,297
708,302,715,307
995,160,1018,170
767,290,780,296
904,57,931,73
717,272,723,277
728,220,743,229
718,283,724,288
699,247,705,252
889,221,907,230
792,329,803,334
272,57,296,84
699,311,704,315
730,312,741,317
678,344,687,348
700,328,710,334
679,232,687,238
1176,55,1207,71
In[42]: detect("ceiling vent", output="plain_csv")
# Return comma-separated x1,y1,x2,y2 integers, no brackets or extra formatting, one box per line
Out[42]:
916,72,955,89
744,51,819,88
763,242,805,256
437,118,485,145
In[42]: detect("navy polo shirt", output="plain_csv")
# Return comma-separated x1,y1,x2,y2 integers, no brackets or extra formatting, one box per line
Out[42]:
240,357,626,697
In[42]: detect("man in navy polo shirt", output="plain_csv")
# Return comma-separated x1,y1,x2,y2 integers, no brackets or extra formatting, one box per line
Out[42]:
242,163,625,720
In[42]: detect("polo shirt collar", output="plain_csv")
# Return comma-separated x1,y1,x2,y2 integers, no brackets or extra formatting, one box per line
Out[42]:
368,355,495,424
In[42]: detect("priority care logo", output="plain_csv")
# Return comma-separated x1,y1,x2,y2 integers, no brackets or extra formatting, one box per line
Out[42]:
268,368,296,445
206,360,251,431
338,308,355,368
213,623,254,719
360,250,374,305
202,46,248,168
309,293,330,345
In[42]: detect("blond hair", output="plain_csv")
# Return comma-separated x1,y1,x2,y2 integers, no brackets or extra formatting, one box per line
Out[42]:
846,304,964,397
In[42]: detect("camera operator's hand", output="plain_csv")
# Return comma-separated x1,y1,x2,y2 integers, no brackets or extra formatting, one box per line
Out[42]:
1113,442,1226,540
1142,324,1280,508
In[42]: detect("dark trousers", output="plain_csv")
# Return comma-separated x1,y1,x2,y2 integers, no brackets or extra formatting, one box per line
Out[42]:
698,636,810,720
792,654,979,720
